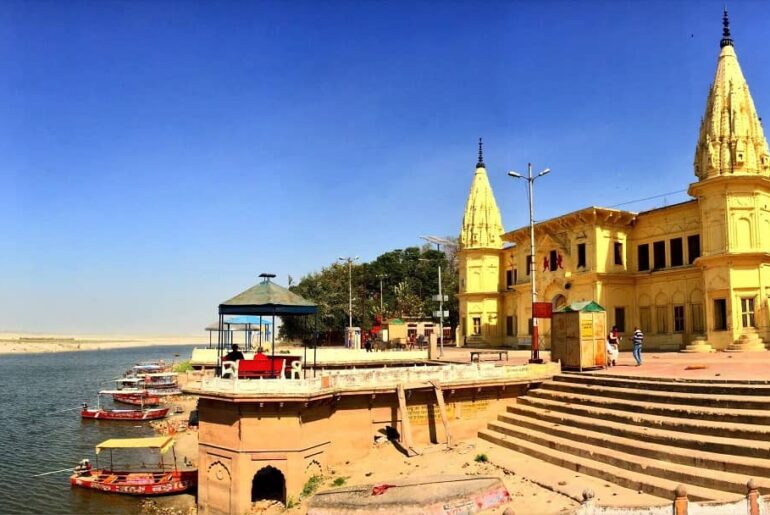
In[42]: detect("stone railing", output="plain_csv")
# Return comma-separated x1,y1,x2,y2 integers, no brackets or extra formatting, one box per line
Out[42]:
190,347,429,368
197,362,559,396
576,481,768,515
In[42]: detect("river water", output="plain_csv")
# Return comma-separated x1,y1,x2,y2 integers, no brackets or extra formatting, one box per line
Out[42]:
0,345,198,515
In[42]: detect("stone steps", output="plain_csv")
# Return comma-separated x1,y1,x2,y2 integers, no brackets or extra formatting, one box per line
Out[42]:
528,386,770,424
560,371,770,385
478,427,732,502
499,409,770,478
541,380,770,410
480,373,770,500
555,372,770,395
516,395,770,441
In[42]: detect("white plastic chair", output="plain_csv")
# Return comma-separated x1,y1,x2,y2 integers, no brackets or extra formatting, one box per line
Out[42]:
290,360,302,380
221,360,239,379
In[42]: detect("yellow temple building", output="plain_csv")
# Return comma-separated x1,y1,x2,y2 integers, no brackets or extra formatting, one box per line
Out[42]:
458,12,770,352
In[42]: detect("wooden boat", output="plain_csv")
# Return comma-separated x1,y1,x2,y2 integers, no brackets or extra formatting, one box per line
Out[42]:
80,405,169,421
70,437,197,495
116,374,180,395
139,372,179,389
80,392,168,421
110,389,161,407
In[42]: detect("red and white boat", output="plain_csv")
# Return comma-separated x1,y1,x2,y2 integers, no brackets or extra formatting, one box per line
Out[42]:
110,389,161,407
116,374,181,396
80,391,168,421
70,436,197,495
80,405,169,421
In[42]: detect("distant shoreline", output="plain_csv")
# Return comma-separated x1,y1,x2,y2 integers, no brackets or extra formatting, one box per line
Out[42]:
0,333,208,355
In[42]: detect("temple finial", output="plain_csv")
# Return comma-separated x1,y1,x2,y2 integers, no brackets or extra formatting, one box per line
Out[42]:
476,137,485,168
720,7,733,48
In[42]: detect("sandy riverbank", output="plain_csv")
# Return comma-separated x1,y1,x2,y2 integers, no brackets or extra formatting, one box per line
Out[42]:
0,332,207,354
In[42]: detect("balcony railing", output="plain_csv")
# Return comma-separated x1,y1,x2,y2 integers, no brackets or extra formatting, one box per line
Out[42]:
196,362,560,396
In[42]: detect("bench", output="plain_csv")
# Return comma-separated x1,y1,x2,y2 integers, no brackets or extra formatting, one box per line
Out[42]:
238,356,285,379
470,350,508,362
222,353,302,379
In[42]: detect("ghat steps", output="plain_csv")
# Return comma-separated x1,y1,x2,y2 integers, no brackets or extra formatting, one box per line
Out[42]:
479,372,770,501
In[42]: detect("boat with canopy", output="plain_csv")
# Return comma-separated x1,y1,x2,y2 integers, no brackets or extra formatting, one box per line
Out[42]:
115,376,181,396
80,391,169,421
70,436,196,495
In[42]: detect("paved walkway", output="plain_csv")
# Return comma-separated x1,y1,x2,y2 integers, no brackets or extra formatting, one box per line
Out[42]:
439,346,770,381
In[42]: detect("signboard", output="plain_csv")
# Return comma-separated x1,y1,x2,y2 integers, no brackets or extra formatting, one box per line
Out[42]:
580,318,594,339
532,302,553,319
432,294,449,302
433,310,450,318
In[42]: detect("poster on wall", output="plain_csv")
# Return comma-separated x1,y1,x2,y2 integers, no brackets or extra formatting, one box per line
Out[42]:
580,318,593,339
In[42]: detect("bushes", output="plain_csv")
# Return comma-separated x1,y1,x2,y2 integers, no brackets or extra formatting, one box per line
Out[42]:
173,361,193,373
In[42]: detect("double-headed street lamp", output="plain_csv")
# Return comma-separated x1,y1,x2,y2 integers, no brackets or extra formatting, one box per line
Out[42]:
338,256,359,347
508,163,551,364
420,235,455,358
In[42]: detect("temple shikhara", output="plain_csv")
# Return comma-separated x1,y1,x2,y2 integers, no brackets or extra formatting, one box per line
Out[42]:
458,11,770,353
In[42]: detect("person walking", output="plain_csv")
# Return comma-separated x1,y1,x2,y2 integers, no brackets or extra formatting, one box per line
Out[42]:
632,327,644,366
607,325,620,367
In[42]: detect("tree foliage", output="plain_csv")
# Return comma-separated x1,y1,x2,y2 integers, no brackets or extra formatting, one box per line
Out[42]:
281,239,459,341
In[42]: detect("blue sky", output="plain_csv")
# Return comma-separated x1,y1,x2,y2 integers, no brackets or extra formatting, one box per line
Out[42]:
2,1,769,334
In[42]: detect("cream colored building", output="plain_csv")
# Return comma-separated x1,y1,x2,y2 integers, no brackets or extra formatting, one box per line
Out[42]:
458,14,770,352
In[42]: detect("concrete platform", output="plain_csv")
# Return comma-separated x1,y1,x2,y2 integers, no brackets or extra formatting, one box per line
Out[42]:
439,346,770,381
307,475,509,514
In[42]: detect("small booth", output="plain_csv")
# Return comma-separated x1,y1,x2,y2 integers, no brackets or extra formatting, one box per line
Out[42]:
551,301,607,371
345,326,361,349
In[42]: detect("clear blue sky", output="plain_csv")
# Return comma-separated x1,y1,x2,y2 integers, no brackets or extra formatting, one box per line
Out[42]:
2,1,769,334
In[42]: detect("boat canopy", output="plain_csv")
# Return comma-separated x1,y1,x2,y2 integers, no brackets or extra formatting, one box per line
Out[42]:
96,437,175,454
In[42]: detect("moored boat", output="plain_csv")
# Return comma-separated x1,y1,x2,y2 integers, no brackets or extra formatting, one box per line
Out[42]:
110,389,162,406
80,391,169,421
80,405,169,421
116,373,180,395
70,437,196,495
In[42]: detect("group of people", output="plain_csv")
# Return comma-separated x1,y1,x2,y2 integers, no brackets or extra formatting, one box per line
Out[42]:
606,325,644,367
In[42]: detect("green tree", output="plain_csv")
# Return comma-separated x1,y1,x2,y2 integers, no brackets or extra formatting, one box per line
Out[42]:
280,238,459,343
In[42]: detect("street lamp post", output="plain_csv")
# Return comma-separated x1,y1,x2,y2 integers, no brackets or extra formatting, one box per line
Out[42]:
508,163,551,364
376,274,387,313
420,235,456,359
338,256,359,348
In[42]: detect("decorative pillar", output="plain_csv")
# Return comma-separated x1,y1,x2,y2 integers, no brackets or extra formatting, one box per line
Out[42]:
674,484,688,515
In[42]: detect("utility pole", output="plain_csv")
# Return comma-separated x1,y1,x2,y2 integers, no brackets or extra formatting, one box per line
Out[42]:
420,236,456,358
338,256,359,348
508,163,551,364
376,274,387,314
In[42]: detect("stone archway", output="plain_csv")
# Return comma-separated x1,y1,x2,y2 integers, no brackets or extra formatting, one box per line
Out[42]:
252,465,286,504
552,294,567,310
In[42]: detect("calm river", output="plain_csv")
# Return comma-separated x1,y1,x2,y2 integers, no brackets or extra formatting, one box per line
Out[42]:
0,345,198,514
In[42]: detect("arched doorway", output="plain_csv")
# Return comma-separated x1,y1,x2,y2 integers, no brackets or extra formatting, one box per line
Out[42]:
552,294,567,310
252,465,286,504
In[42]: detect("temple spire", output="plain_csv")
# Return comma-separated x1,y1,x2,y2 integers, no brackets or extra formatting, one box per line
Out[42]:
720,7,733,48
460,140,504,249
476,137,485,168
693,11,770,180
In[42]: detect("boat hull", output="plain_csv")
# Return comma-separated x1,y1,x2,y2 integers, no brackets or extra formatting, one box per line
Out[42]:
70,469,197,496
112,393,162,406
80,407,169,421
